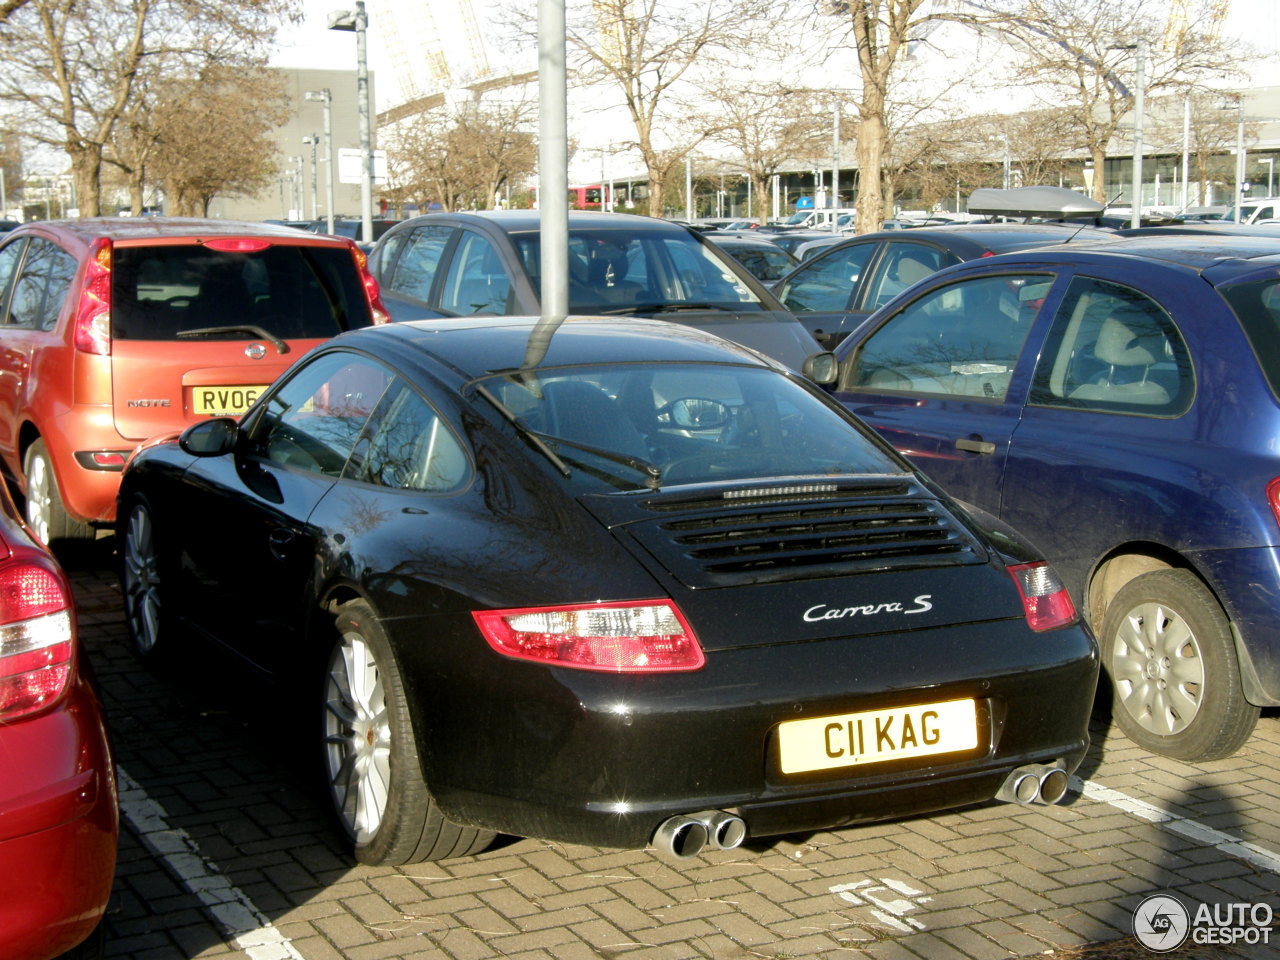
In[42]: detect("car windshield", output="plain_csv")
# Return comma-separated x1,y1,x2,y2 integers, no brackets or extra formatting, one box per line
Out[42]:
111,243,368,340
473,362,905,492
513,228,766,317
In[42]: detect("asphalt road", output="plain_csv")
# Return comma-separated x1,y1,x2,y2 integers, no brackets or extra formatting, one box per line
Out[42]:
64,542,1280,960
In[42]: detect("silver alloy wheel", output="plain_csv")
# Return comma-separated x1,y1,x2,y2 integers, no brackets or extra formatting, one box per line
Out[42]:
324,632,392,844
122,503,161,655
1109,599,1205,737
24,449,52,546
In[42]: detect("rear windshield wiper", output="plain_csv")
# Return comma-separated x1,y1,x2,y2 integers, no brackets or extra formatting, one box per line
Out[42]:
597,302,736,316
532,432,663,489
472,381,662,488
178,325,289,354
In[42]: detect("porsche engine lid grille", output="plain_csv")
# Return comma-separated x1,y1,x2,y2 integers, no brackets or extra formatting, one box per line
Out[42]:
625,479,985,588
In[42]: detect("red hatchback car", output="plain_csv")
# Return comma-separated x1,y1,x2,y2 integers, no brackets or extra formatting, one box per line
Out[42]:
0,218,389,544
0,483,117,959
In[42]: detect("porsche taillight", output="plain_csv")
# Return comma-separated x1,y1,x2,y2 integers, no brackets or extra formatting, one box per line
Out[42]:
473,600,705,672
0,559,74,720
351,245,390,325
1008,561,1077,632
72,237,113,356
1267,477,1280,531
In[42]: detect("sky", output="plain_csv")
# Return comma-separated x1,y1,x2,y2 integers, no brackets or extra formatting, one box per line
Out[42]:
270,0,1280,107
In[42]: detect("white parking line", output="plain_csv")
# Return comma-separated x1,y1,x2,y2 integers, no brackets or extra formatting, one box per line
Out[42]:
117,765,307,960
1074,776,1280,875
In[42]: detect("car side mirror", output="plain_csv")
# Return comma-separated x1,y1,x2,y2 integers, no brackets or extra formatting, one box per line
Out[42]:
179,417,240,457
803,351,839,385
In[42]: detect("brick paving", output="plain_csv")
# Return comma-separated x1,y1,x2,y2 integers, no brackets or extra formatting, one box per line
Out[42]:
65,543,1280,960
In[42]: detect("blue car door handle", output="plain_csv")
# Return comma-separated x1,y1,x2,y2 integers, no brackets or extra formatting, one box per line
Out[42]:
955,437,996,455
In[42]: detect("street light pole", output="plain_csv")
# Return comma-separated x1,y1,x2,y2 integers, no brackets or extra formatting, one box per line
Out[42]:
330,3,375,243
302,135,319,220
1131,39,1145,229
306,89,336,234
1262,158,1276,197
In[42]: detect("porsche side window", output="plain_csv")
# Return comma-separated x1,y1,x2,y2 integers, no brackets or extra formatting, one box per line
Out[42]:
1030,276,1192,416
844,273,1048,400
360,384,469,492
778,243,875,313
252,352,393,476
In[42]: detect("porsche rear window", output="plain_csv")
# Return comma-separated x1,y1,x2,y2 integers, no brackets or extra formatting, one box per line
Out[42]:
111,244,369,341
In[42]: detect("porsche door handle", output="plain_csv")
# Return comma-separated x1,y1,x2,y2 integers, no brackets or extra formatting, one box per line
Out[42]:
268,527,297,561
954,438,996,455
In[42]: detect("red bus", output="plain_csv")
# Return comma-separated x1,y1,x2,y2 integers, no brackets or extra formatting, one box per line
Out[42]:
569,185,612,209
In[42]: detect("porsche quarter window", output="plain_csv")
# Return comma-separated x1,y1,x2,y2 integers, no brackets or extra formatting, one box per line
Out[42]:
1029,276,1193,416
845,273,1047,401
359,383,469,492
252,352,393,476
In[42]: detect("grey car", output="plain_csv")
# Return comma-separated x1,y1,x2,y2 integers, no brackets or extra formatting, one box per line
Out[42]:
367,211,827,374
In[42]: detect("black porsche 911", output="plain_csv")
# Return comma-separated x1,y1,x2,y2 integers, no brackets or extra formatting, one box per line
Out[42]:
117,315,1098,865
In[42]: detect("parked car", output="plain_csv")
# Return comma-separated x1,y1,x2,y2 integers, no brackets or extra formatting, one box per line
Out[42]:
705,232,798,282
307,217,400,247
366,211,827,374
830,233,1280,761
0,481,117,960
774,222,1116,346
117,315,1097,865
1220,196,1280,225
766,230,843,256
0,217,389,545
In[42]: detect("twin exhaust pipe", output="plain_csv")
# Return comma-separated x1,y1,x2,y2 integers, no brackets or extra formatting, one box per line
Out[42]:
652,810,747,859
995,762,1070,806
654,762,1067,858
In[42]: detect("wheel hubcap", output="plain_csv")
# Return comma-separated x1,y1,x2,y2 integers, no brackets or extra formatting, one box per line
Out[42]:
123,506,161,653
1110,600,1204,737
323,633,391,844
25,454,50,546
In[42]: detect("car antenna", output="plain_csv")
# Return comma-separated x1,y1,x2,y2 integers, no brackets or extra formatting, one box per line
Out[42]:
1064,190,1126,244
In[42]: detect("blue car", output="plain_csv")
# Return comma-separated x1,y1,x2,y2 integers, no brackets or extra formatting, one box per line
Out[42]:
831,233,1280,761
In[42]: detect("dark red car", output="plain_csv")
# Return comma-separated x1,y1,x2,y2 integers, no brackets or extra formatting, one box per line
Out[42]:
0,480,117,959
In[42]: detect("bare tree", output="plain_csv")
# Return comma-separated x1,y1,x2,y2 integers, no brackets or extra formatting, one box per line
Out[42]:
145,68,290,216
812,1,1009,233
0,0,296,216
559,0,779,217
387,99,538,212
695,84,831,218
996,0,1236,203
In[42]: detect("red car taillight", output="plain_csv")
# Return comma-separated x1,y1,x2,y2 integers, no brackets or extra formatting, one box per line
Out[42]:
0,560,74,721
473,600,706,673
351,246,390,325
1266,477,1280,531
73,237,113,356
1008,561,1077,632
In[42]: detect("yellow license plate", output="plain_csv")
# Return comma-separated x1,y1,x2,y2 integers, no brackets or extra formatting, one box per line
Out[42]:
191,384,269,417
778,698,979,774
